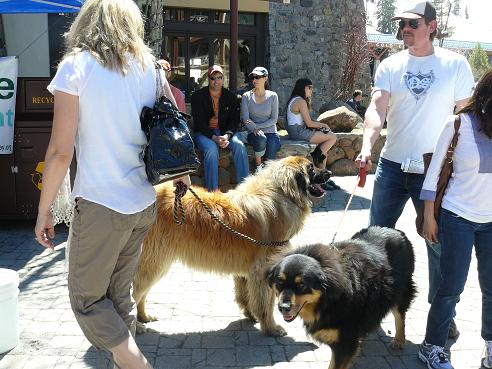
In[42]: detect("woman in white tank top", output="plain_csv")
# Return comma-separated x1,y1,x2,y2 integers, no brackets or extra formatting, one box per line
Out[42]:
286,78,339,190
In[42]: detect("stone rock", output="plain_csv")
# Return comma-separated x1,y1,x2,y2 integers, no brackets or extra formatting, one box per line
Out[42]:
329,158,358,176
218,167,231,186
277,117,286,130
318,98,355,115
317,106,362,133
351,136,363,152
337,137,353,148
325,146,345,166
372,135,386,160
342,147,357,161
218,152,231,168
277,131,316,159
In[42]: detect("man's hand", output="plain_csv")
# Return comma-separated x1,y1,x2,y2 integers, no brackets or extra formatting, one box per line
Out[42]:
218,134,230,148
212,134,230,149
173,175,191,187
355,148,373,171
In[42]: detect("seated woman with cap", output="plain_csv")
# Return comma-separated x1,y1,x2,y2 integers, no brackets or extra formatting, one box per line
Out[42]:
241,66,281,169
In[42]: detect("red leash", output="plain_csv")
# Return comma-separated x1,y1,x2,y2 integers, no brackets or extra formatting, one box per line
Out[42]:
329,167,367,246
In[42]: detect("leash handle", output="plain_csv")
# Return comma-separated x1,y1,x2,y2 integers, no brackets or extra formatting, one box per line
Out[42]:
358,166,367,187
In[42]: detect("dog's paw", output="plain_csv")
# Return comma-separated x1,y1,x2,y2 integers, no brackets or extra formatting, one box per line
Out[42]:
389,338,405,350
137,312,158,323
136,321,148,334
263,324,287,337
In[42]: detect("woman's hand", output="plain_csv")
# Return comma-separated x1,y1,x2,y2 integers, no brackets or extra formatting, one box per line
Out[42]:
422,214,439,244
173,175,191,187
35,211,55,250
422,200,439,244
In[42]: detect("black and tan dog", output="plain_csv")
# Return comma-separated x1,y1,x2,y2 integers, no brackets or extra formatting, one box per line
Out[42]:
266,226,416,369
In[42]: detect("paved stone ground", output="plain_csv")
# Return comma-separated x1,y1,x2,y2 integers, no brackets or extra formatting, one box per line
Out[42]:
0,174,486,369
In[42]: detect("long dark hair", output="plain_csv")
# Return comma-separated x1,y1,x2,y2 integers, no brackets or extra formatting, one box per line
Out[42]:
287,78,313,110
457,68,492,138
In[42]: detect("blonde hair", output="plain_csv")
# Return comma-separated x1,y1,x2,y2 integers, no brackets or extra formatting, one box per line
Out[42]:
64,0,152,74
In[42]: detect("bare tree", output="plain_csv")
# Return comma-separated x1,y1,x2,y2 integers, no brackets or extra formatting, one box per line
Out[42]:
336,15,370,101
138,0,165,55
433,0,454,47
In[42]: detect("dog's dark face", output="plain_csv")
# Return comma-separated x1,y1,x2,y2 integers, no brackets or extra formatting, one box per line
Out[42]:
300,162,332,198
267,254,326,322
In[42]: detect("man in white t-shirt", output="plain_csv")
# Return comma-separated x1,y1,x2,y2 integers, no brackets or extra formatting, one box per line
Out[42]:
356,3,474,366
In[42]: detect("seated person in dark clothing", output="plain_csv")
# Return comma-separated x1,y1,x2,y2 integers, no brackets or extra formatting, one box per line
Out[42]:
191,65,249,191
346,89,367,117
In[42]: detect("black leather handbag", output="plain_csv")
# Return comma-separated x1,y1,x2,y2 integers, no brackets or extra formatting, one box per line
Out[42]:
140,64,200,185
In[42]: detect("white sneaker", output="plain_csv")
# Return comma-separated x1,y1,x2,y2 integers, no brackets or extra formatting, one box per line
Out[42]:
418,341,454,369
483,341,492,368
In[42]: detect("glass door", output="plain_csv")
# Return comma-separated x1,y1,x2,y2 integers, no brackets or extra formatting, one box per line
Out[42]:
162,36,186,96
162,34,255,99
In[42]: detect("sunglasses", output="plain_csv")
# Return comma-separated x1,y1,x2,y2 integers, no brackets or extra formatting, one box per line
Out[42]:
398,19,421,30
250,75,264,80
209,76,223,81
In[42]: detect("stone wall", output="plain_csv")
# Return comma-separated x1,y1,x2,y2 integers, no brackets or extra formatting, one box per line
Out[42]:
265,0,372,118
190,130,386,190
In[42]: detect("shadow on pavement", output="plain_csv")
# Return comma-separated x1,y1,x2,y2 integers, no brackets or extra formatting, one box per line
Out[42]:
79,319,317,369
0,220,68,272
312,188,371,213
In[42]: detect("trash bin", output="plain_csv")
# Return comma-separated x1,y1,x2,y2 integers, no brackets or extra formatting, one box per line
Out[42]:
0,268,19,353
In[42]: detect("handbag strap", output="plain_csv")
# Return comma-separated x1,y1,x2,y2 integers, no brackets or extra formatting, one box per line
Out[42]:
446,115,461,163
154,61,163,101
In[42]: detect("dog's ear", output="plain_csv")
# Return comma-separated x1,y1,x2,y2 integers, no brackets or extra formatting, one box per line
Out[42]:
274,164,308,207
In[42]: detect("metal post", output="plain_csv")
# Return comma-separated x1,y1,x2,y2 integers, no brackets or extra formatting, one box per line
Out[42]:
230,0,238,93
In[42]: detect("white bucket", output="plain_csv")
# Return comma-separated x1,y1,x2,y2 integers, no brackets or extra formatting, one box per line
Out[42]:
0,268,19,354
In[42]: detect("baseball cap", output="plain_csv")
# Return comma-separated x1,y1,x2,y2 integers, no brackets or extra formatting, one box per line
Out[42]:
208,65,224,77
391,1,436,21
248,66,268,77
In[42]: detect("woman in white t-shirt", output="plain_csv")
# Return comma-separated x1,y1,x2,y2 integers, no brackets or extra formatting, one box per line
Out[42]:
34,1,176,368
419,69,492,369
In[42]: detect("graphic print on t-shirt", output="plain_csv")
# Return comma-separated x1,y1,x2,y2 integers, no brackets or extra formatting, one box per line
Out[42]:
403,70,435,101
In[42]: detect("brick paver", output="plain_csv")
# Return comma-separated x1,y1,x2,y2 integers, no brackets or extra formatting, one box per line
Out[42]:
0,174,485,369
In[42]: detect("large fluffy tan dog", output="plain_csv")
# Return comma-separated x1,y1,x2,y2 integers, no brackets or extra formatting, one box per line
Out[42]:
133,156,329,336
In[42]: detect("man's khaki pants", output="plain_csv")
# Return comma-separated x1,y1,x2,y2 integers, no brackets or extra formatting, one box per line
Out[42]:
68,198,156,349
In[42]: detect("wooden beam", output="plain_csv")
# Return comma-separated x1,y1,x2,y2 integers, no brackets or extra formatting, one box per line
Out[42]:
230,0,238,92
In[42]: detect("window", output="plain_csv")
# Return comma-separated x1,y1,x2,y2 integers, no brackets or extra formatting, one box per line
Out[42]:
164,8,185,22
213,11,255,25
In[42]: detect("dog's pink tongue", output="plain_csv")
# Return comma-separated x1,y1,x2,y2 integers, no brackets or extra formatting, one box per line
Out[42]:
283,315,294,322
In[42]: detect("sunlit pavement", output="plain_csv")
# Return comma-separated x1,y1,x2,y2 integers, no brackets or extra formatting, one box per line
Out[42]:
0,174,484,369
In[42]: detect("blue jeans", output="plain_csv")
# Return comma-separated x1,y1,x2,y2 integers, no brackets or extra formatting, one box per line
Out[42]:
194,132,249,191
247,132,281,161
369,157,442,303
425,208,492,346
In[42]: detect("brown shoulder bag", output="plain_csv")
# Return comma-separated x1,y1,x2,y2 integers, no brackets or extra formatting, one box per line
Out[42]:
416,115,461,238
